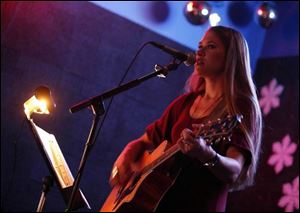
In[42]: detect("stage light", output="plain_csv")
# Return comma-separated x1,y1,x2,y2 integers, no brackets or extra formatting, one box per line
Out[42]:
257,1,277,28
209,13,221,26
24,86,56,119
184,1,211,25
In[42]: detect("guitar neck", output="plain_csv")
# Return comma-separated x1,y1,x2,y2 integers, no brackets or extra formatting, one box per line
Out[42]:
138,114,242,176
139,135,209,175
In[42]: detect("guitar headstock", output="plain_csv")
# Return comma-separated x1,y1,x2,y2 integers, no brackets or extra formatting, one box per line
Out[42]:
194,114,243,146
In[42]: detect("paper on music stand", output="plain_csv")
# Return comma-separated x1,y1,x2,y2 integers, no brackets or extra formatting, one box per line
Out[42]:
31,121,91,209
34,124,73,188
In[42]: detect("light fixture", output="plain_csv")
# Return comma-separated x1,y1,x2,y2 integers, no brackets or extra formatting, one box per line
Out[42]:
184,1,212,25
24,86,56,119
257,1,277,28
209,13,221,26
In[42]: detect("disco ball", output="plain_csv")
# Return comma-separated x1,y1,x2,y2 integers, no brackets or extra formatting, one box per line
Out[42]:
184,1,212,25
257,2,277,28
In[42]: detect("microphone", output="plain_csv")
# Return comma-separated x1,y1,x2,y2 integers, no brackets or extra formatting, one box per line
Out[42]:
150,41,195,67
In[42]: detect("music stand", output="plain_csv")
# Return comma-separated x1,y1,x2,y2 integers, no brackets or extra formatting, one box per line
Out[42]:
27,119,91,211
24,86,90,211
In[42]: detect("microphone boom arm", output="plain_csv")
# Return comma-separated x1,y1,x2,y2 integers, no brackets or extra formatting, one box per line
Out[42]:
69,60,181,114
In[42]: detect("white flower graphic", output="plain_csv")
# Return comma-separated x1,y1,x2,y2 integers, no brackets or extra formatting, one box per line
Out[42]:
278,176,299,212
259,78,284,115
267,134,297,174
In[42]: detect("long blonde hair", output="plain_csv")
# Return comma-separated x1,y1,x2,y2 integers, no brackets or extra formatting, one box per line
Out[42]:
185,26,262,191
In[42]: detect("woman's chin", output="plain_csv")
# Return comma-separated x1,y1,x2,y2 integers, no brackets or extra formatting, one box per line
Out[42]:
196,65,206,75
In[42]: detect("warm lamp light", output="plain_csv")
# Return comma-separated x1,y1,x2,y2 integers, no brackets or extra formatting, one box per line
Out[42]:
24,86,55,119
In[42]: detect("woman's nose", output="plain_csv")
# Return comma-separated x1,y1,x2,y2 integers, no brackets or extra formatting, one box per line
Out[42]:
197,48,205,57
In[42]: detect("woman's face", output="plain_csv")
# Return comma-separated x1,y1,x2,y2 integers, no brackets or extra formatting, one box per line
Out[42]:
195,30,226,78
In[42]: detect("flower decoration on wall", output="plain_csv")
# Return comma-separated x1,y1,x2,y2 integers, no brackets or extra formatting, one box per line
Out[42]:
278,176,299,212
268,134,297,174
259,78,284,116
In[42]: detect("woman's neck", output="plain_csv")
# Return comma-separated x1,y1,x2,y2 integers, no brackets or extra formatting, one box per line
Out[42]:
203,75,224,100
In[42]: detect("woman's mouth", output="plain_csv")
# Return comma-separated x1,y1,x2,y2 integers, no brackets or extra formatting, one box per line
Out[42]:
196,60,204,66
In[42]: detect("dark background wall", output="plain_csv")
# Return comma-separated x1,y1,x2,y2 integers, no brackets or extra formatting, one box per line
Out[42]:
1,2,192,211
1,1,298,212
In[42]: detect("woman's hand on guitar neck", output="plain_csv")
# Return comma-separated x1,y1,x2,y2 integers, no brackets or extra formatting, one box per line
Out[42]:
178,128,216,163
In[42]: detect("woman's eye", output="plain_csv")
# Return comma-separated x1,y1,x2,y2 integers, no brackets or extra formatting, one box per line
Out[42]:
198,44,215,51
207,44,215,49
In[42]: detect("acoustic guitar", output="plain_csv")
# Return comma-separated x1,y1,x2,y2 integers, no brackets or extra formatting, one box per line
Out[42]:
100,114,243,212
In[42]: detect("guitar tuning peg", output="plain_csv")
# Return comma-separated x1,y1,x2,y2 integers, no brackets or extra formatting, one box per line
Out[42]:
227,115,232,120
227,133,232,142
204,139,210,145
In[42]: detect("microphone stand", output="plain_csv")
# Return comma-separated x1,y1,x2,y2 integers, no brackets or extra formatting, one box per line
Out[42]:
65,60,182,211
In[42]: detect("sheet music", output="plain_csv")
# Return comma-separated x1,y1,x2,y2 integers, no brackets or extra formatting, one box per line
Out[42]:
29,120,91,209
32,122,73,188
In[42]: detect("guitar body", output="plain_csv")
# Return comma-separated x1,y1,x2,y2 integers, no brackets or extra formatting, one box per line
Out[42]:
100,141,182,212
100,115,242,212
